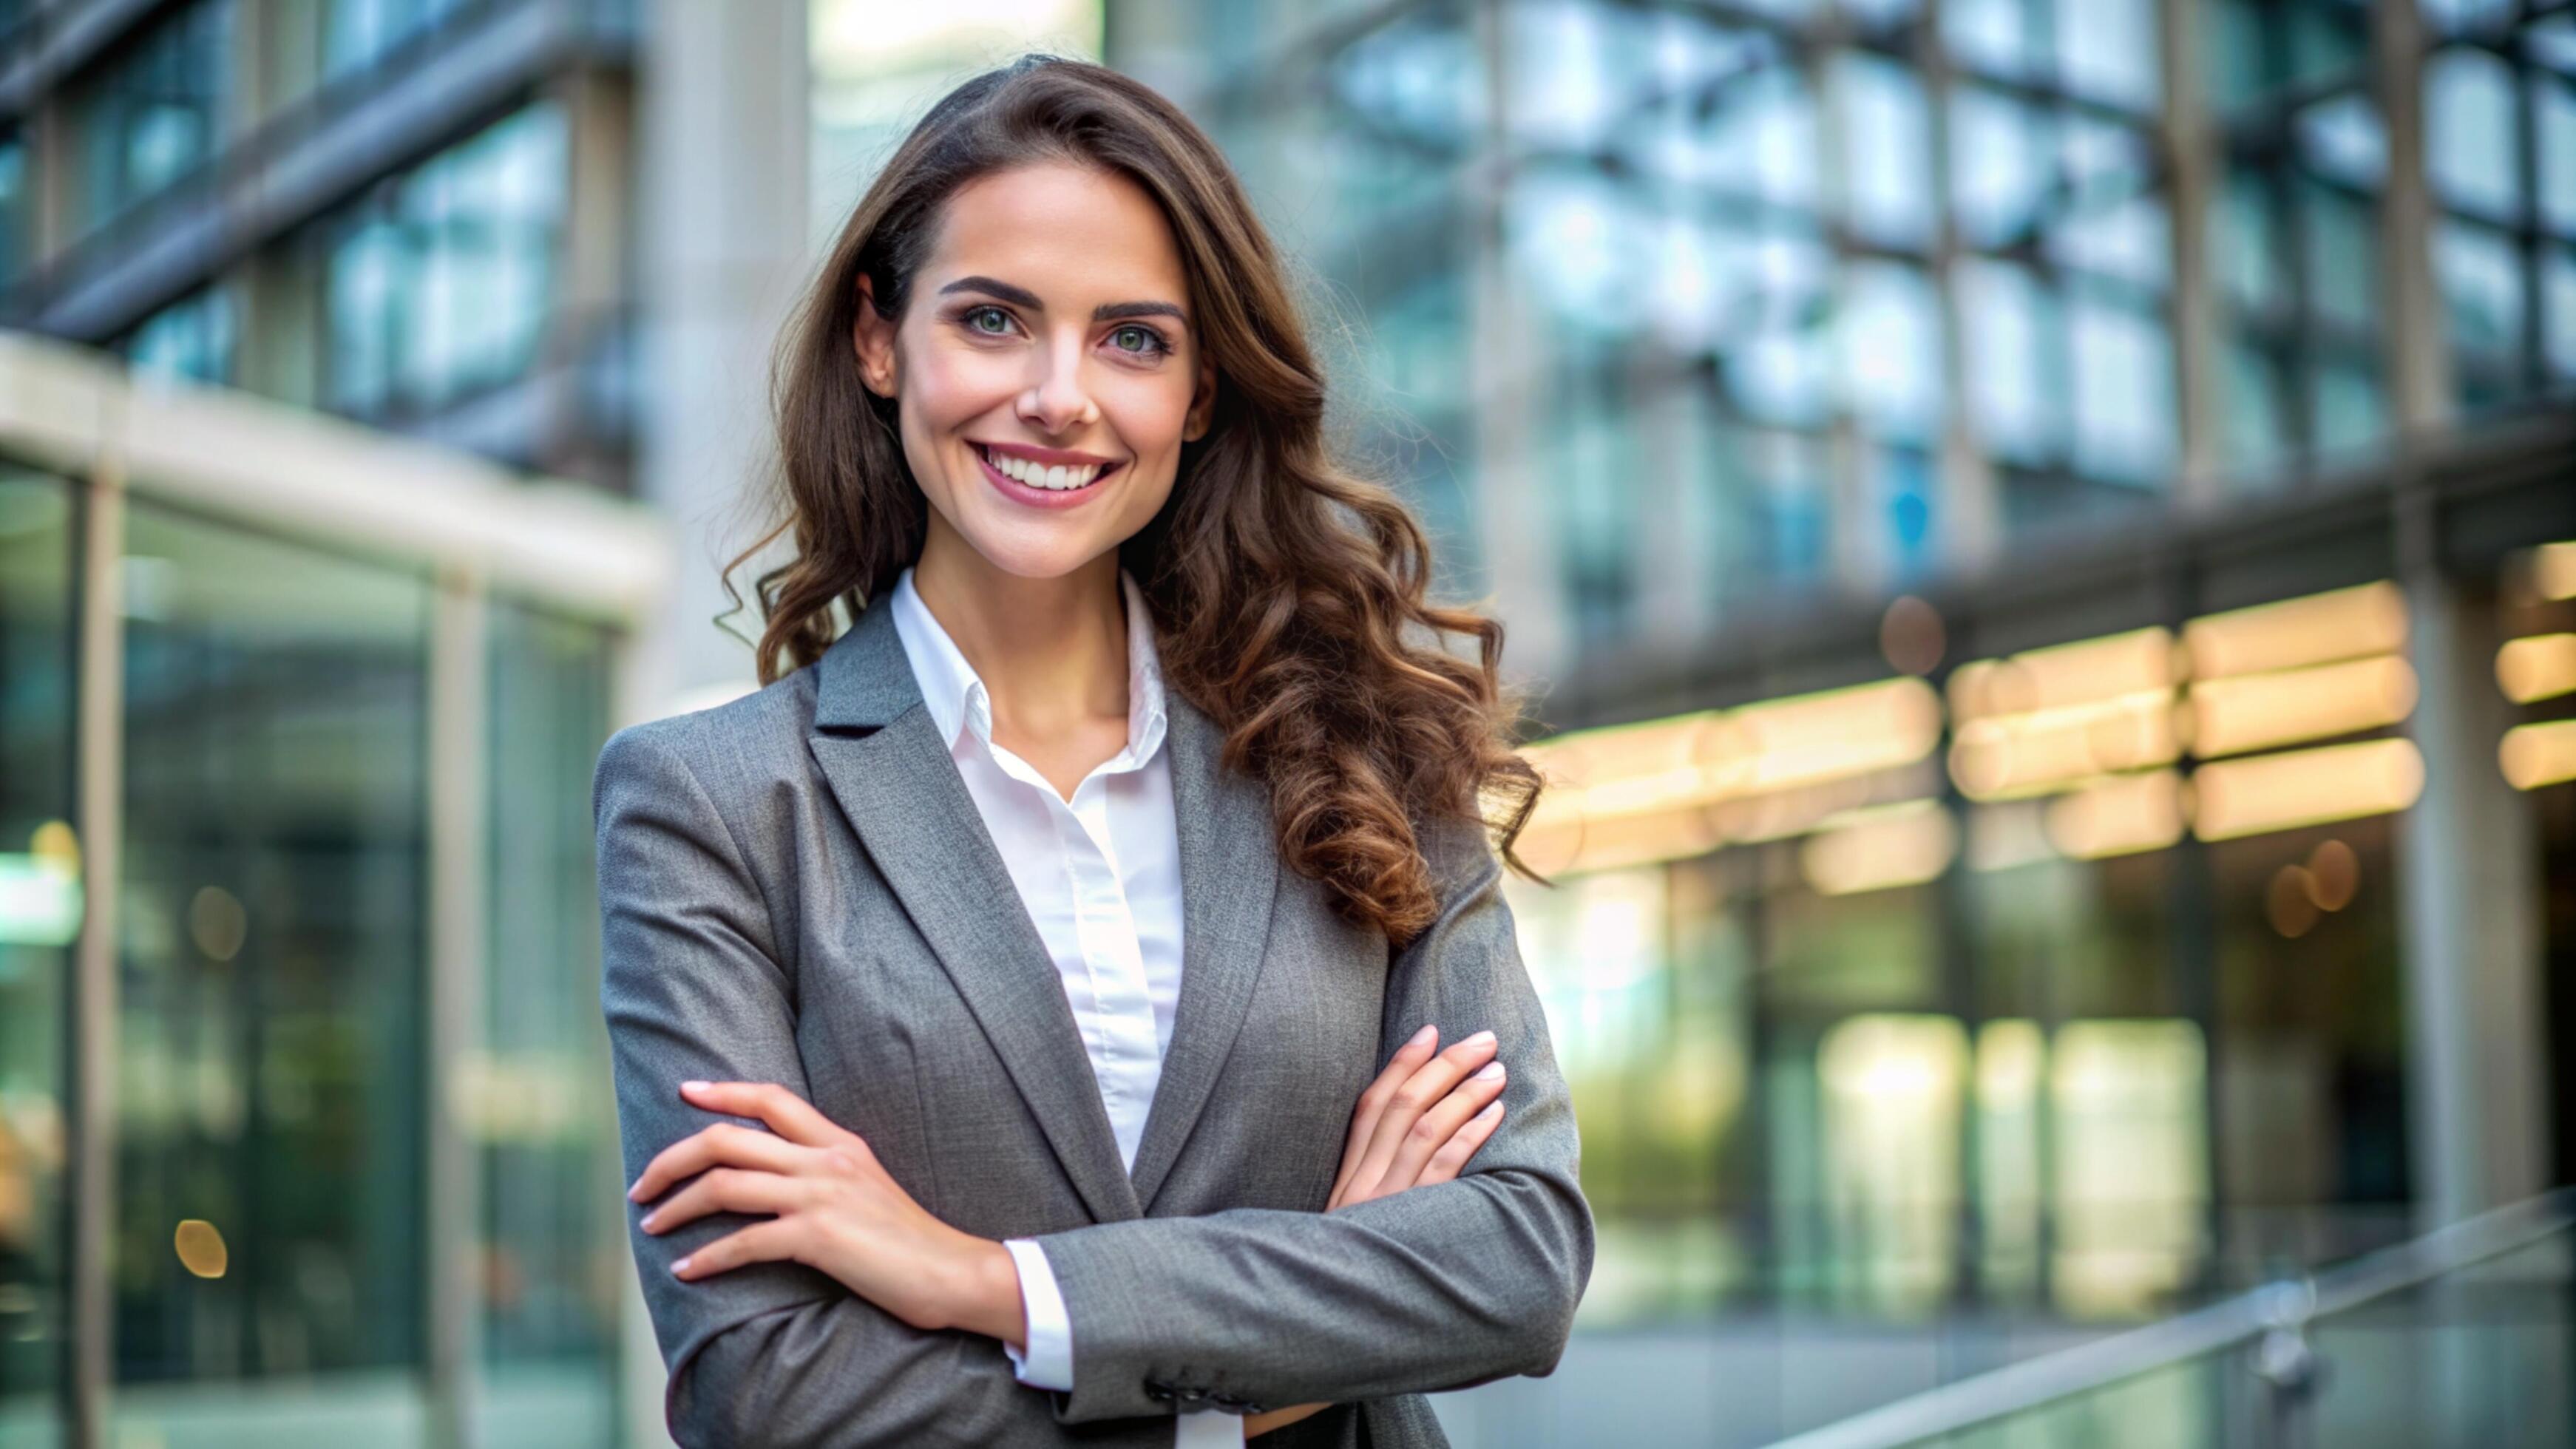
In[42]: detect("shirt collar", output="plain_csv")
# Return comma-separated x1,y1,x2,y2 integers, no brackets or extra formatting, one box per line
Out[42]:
887,565,1168,771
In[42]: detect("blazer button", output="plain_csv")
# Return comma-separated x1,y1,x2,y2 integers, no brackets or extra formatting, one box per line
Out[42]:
1178,1387,1209,1404
1145,1381,1175,1402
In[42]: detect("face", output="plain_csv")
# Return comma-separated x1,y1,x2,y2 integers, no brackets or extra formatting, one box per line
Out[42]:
854,162,1216,583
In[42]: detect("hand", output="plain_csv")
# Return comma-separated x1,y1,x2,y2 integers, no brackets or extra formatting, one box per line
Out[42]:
1328,1022,1508,1211
628,1081,1014,1338
1246,1025,1511,1439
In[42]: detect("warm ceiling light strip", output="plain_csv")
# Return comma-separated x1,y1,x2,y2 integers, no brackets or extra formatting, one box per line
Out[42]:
1948,627,2177,721
2537,542,2576,603
2501,720,2576,792
1522,677,1942,832
2046,770,2188,860
2497,634,2576,705
2188,654,2421,759
2192,738,2426,841
1950,687,2180,799
2182,581,2407,680
1800,801,1959,896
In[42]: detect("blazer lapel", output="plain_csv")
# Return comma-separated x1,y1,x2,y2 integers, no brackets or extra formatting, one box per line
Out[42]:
805,600,1143,1225
1125,689,1279,1212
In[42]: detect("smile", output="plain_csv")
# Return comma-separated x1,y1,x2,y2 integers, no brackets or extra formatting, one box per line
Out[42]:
973,442,1122,509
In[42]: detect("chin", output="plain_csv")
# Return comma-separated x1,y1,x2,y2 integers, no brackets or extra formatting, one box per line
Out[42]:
952,525,1121,582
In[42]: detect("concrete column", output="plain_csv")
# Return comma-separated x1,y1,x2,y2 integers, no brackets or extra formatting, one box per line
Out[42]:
635,0,811,721
2396,572,2550,1230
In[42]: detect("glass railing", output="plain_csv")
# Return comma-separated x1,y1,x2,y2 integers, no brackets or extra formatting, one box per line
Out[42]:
1768,1189,2576,1449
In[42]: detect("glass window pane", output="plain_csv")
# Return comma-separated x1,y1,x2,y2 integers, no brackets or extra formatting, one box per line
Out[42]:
2432,217,2527,406
2067,296,2176,486
323,104,568,421
0,130,26,284
2544,248,2576,381
1958,259,2061,466
1835,53,1932,248
76,0,233,234
478,604,618,1448
2540,70,2576,237
121,287,238,387
2425,46,2522,220
114,505,428,1406
1839,262,1943,444
2054,0,2159,112
0,468,76,1448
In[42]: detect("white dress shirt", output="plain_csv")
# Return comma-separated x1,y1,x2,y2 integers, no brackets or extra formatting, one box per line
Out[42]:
889,566,1247,1448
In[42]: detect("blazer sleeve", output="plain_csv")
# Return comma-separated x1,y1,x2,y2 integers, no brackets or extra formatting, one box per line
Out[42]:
1026,811,1597,1424
594,722,1081,1448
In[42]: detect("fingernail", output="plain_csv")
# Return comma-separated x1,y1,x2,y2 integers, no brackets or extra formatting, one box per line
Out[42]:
1464,1030,1496,1049
640,1211,660,1232
1474,1060,1505,1081
626,1180,645,1201
680,1080,711,1094
1477,1100,1502,1119
1408,1024,1437,1048
671,1257,691,1275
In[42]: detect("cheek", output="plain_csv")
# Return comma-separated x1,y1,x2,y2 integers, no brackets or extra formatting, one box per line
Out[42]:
905,345,1017,430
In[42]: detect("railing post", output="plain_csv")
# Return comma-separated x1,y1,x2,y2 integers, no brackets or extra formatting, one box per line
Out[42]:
2249,1279,2319,1449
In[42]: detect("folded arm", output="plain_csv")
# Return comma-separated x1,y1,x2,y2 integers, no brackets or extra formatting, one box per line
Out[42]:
1029,815,1596,1423
594,724,1081,1445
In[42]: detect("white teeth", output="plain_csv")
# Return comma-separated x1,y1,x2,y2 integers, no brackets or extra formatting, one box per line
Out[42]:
983,447,1103,490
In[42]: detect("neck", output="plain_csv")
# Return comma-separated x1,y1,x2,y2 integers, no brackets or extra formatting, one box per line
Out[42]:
909,524,1131,733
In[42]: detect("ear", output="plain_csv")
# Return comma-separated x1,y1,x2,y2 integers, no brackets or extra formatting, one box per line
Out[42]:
852,272,898,398
1182,353,1217,443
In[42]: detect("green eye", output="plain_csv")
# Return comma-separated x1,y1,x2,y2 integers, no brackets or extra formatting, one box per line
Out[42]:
966,306,1011,333
1112,325,1170,357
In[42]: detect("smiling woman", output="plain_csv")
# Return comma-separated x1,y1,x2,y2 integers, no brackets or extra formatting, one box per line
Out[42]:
599,52,1591,1449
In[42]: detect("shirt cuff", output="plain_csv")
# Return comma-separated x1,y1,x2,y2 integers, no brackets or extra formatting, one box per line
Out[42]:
1177,1407,1250,1447
1000,1238,1074,1391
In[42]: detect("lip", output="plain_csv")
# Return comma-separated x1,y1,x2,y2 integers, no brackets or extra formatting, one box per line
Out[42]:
973,438,1120,467
972,441,1121,510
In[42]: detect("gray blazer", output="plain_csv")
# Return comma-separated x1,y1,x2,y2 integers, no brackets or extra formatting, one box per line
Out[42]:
594,591,1594,1448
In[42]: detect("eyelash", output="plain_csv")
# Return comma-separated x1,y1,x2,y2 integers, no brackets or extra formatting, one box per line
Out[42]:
956,304,1174,360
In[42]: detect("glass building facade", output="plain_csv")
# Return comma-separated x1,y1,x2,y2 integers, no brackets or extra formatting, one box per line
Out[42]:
1094,1,2576,1440
0,333,662,1448
1,0,635,489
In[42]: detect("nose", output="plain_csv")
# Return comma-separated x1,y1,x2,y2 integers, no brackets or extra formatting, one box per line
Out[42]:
1017,325,1099,434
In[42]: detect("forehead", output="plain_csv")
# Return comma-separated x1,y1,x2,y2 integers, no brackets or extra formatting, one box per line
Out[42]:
926,163,1190,303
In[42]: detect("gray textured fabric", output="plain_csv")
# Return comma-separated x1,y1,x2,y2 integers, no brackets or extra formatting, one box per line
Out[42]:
594,596,1594,1448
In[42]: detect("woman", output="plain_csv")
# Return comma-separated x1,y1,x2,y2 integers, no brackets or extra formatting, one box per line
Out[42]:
596,53,1591,1449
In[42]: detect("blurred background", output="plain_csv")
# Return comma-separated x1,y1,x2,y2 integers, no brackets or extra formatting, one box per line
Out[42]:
1,0,2574,1445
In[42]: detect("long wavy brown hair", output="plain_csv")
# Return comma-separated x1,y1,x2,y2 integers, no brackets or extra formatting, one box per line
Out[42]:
722,52,1545,947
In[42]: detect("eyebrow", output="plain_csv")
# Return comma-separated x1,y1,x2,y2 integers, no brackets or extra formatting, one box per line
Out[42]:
937,274,1188,327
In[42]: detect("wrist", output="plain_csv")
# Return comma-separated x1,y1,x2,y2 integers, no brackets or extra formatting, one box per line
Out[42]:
944,1235,1027,1345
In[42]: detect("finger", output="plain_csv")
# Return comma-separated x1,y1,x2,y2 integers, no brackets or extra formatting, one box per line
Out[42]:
1332,1025,1440,1206
1419,1100,1505,1187
670,1218,807,1281
1349,1030,1497,1202
639,1166,807,1236
677,1080,851,1150
1380,1058,1506,1191
629,1122,813,1205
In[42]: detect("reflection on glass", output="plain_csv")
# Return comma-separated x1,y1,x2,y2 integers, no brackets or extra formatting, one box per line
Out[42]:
1817,1013,1967,1314
477,603,618,1447
323,103,568,422
325,0,469,82
1510,863,1752,1324
0,130,27,283
75,0,233,235
2051,1019,2208,1317
0,469,75,1448
119,286,237,387
114,503,428,1395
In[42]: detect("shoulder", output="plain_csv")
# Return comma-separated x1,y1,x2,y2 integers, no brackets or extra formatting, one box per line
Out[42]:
592,666,824,820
